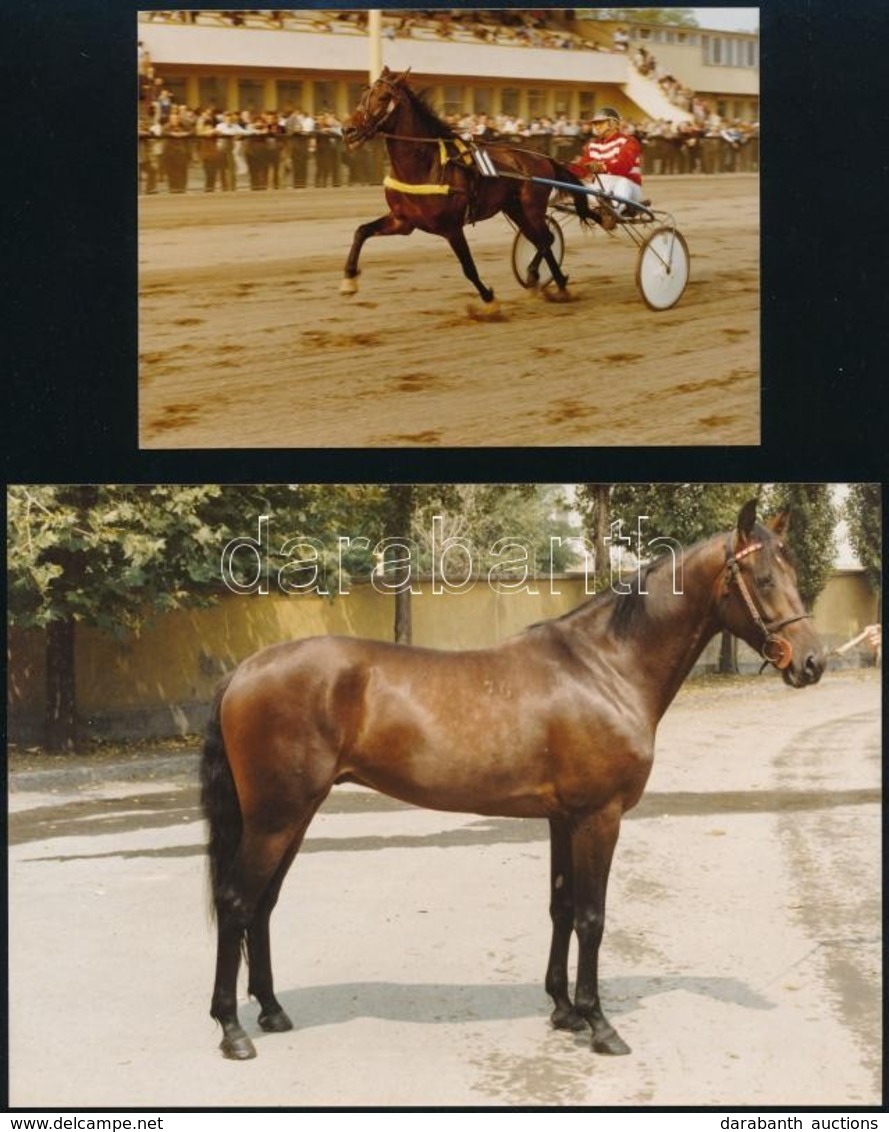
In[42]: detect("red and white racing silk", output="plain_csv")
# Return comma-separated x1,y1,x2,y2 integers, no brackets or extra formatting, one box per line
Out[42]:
572,132,643,185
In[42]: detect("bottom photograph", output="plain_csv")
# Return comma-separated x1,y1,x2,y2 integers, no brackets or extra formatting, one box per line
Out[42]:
6,483,882,1109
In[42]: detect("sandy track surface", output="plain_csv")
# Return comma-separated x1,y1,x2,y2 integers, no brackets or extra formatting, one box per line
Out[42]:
138,175,759,448
8,671,879,1108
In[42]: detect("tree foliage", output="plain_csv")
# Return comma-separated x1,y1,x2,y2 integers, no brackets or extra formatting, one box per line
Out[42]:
410,484,581,577
6,484,336,632
762,484,838,609
606,482,761,555
843,483,881,594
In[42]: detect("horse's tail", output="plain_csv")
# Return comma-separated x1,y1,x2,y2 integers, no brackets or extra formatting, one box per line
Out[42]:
200,673,240,922
550,160,595,228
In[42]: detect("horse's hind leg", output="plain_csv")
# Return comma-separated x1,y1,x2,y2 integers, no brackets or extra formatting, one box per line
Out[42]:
211,816,318,1059
504,199,569,295
445,228,497,307
545,816,587,1032
246,833,307,1034
340,212,414,295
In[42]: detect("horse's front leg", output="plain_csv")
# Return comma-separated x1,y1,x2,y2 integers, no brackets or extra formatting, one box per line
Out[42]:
545,816,587,1032
571,803,631,1055
340,212,414,295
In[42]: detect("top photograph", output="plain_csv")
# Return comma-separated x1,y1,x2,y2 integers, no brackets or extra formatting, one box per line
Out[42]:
137,7,760,449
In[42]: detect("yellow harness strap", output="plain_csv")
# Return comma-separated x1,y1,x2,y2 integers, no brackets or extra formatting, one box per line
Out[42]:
440,137,475,168
383,175,451,195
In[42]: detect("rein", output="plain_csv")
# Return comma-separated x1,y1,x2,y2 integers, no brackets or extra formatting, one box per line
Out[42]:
723,540,811,671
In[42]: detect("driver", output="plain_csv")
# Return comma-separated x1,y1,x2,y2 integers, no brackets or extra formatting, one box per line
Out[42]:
570,107,643,225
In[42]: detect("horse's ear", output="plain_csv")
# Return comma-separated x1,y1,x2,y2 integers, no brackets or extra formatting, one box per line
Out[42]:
767,510,791,537
736,498,758,544
399,67,412,83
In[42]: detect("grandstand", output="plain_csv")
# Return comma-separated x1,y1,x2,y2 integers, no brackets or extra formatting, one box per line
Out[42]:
137,9,759,128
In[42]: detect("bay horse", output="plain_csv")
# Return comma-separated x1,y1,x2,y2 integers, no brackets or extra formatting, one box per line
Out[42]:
201,500,825,1060
339,67,593,310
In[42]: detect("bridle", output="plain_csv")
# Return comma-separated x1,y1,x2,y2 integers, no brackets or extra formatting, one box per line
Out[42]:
722,539,812,671
349,75,404,144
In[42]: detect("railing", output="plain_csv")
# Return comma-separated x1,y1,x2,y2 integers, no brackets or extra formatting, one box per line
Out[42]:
137,131,759,194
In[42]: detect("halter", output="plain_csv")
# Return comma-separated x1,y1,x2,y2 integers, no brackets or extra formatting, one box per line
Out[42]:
722,539,812,671
351,74,404,143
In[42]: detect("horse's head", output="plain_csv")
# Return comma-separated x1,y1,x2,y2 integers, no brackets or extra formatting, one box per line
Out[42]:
717,499,826,687
343,66,411,149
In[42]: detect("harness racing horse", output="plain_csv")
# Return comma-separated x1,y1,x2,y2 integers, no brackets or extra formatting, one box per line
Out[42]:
201,500,825,1060
339,67,593,311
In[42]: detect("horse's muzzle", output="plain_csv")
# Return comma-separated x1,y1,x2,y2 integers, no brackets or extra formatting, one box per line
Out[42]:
342,126,363,150
783,647,826,688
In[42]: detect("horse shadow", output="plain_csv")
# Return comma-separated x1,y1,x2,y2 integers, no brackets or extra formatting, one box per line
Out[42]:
266,973,773,1044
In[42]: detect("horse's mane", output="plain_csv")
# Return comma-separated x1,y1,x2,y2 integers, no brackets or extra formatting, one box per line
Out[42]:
401,83,458,139
606,557,668,638
524,561,665,639
528,530,727,640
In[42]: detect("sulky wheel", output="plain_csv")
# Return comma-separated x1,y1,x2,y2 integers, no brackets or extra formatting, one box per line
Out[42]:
511,215,565,289
635,226,690,310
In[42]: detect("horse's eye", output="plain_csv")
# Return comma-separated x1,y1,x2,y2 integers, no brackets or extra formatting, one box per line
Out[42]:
758,574,774,590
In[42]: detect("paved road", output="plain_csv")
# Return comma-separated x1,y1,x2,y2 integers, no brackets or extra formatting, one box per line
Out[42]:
8,671,881,1108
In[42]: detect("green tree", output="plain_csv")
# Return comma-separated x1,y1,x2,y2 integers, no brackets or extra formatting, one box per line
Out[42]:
843,484,881,595
594,484,761,672
6,484,339,750
412,484,581,578
608,483,761,548
374,485,581,643
762,484,838,610
574,483,613,591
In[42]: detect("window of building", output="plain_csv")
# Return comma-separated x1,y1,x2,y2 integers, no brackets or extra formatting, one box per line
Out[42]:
703,32,758,68
578,89,596,119
442,85,465,117
237,79,264,114
278,80,305,115
197,76,226,112
527,88,546,118
162,77,188,107
473,87,492,115
501,87,520,117
313,80,336,114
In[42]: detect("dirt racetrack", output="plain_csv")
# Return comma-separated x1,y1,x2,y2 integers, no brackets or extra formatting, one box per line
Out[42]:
138,174,759,448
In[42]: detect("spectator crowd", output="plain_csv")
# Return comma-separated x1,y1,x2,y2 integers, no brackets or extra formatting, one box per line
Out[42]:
138,13,759,194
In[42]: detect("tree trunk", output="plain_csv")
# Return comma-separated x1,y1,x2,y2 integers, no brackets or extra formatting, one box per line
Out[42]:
45,617,77,751
386,484,415,645
591,483,611,588
394,587,412,646
718,629,738,674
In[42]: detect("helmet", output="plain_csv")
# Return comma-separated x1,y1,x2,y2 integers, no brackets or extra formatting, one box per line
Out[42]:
591,107,620,123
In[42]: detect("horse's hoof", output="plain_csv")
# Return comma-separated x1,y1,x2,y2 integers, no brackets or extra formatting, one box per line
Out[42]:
258,1008,293,1033
220,1030,257,1060
340,277,358,296
466,299,503,322
591,1026,631,1056
542,287,573,304
551,1005,588,1033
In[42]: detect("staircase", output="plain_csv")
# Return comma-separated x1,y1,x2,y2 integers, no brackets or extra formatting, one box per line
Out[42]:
621,65,693,123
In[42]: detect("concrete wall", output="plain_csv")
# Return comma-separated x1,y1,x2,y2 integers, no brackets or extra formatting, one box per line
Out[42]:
7,573,878,743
